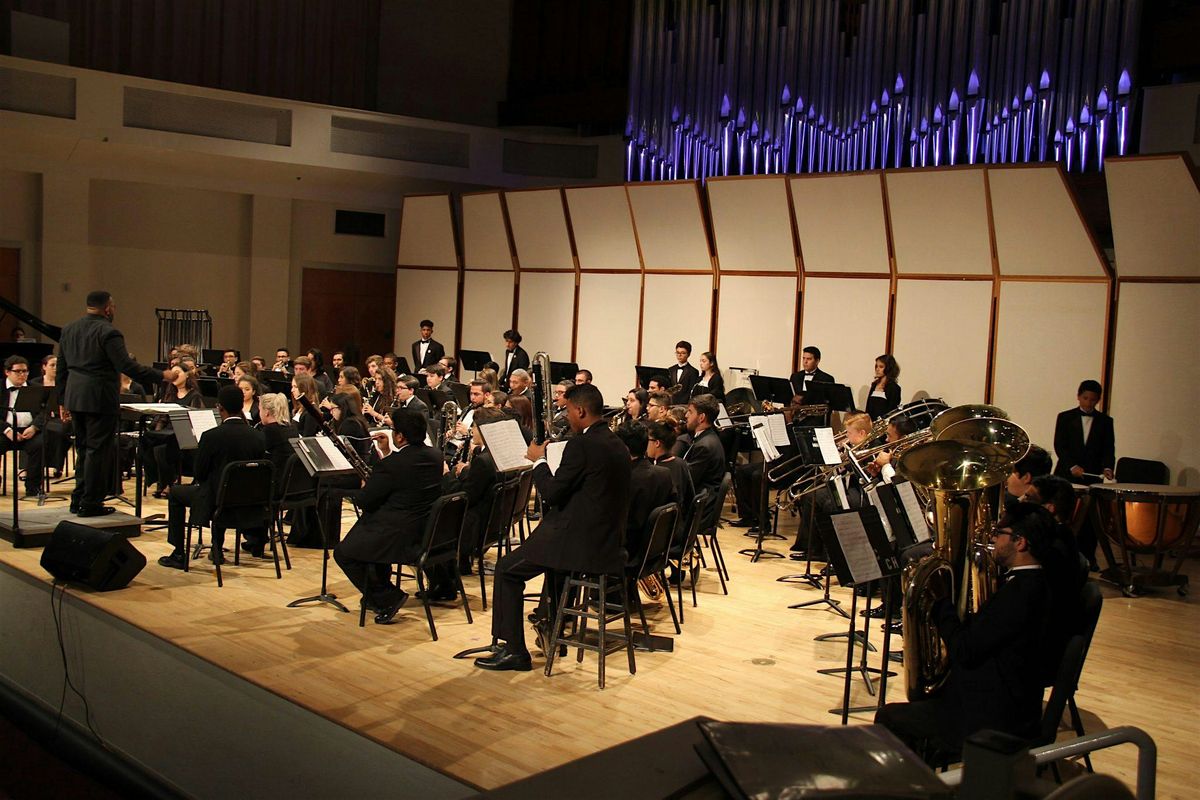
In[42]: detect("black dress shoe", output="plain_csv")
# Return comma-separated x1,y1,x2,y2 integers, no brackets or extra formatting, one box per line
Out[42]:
158,553,186,570
416,587,457,602
77,506,116,517
69,504,79,514
729,518,756,528
239,541,265,558
374,591,409,624
474,647,533,672
860,606,888,619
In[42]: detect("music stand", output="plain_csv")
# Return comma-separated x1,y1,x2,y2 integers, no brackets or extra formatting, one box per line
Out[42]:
286,436,358,613
258,369,289,384
803,382,856,413
202,348,236,365
3,384,48,534
458,350,492,378
635,365,671,389
265,379,291,396
417,387,453,411
446,381,470,407
167,408,221,451
393,356,413,376
748,375,795,406
779,427,843,590
196,377,221,401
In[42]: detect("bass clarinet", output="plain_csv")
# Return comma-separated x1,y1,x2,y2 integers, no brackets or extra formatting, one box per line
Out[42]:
297,393,372,483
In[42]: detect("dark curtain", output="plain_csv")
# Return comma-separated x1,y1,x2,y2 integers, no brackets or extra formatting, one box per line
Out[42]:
2,0,380,110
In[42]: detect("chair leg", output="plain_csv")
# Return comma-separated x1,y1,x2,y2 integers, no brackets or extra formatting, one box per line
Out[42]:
455,567,473,624
690,562,699,607
632,582,652,649
576,583,591,665
676,566,685,623
276,516,292,570
268,526,283,579
415,569,437,641
544,574,574,678
618,576,636,677
711,537,729,595
661,570,681,634
233,531,241,566
184,524,192,573
597,575,607,690
477,550,488,611
1067,697,1094,772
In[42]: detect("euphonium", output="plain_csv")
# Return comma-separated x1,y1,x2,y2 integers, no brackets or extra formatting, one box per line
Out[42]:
439,400,460,462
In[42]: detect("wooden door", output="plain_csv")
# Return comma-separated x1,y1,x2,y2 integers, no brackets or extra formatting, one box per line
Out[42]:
300,267,396,367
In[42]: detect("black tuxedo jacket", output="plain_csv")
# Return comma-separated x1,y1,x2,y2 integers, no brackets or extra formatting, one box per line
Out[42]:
411,338,445,370
261,422,300,480
667,363,700,404
500,346,530,387
625,459,676,564
1052,408,1114,483
339,441,444,564
57,312,163,414
191,417,267,527
520,421,632,573
685,426,726,495
2,383,48,432
399,396,429,418
789,368,835,397
441,447,499,549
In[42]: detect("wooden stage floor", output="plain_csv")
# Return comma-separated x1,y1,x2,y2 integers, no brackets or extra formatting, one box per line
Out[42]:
1,482,1196,796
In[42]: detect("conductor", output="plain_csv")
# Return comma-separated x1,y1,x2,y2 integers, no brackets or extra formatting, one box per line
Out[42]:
57,291,176,517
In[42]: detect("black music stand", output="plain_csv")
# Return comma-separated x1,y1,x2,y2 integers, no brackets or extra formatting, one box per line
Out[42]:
446,381,470,407
811,506,900,724
549,361,578,383
394,356,413,376
738,413,792,562
748,375,795,406
258,369,289,384
458,350,492,377
803,382,857,413
635,365,671,389
3,384,48,535
779,427,843,590
285,436,358,613
201,348,236,366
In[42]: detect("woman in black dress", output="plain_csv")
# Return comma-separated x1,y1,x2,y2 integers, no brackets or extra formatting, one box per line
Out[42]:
865,354,901,420
237,375,262,424
690,351,725,403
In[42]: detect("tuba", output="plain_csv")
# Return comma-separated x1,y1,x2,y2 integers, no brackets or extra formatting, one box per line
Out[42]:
895,408,1029,701
531,351,554,443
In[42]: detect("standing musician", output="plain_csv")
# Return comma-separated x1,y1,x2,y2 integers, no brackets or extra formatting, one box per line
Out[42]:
333,409,444,624
1052,380,1114,486
2,356,48,499
684,394,725,496
865,354,902,420
440,406,505,587
668,341,700,404
690,352,725,402
790,346,835,399
498,329,530,390
158,385,267,570
474,383,631,672
411,319,445,370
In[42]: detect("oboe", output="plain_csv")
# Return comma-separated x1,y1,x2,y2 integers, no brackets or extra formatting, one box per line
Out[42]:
297,394,371,483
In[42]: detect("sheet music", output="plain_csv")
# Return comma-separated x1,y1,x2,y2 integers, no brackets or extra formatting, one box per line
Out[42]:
766,413,791,448
894,481,931,543
813,427,840,465
715,403,732,429
831,512,883,584
188,409,219,441
832,474,850,511
479,418,534,473
749,417,780,461
121,402,186,414
545,440,568,475
315,436,353,472
867,488,895,542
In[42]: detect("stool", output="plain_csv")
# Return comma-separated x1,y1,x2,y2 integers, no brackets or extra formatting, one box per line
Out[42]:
544,571,636,689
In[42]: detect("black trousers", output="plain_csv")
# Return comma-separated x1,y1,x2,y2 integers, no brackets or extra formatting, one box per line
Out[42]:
490,552,567,655
332,547,400,609
167,484,265,554
0,429,45,495
70,411,117,511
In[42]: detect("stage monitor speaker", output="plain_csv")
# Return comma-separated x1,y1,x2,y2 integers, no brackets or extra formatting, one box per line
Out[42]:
40,521,146,591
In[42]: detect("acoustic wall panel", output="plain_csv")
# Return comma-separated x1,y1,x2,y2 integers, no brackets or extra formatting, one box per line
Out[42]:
505,189,574,270
460,270,514,354
565,186,640,271
892,280,993,405
992,282,1108,452
576,273,643,403
1106,157,1200,278
886,169,993,275
397,195,456,267
798,277,891,407
517,272,576,359
394,269,458,356
626,183,711,271
640,274,712,366
707,177,796,272
462,193,512,270
987,167,1104,277
790,174,890,274
1110,283,1200,486
715,275,796,376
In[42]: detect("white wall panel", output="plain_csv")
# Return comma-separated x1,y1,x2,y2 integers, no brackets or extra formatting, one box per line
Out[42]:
707,177,796,272
988,167,1103,277
715,275,796,376
394,269,458,356
886,169,993,275
462,193,512,270
626,183,711,271
517,272,575,358
505,189,573,270
892,280,993,405
397,195,457,267
640,274,712,367
798,277,891,407
565,186,640,271
1106,157,1200,278
790,174,890,274
1110,283,1200,486
576,273,643,403
992,282,1108,452
460,271,514,355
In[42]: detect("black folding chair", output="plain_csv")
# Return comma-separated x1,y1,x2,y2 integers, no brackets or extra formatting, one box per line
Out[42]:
184,460,276,587
627,503,681,639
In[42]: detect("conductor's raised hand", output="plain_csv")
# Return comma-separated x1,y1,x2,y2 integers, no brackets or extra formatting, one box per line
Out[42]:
162,366,181,383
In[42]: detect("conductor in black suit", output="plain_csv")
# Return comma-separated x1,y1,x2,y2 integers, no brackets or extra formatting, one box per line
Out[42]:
668,340,700,404
333,408,444,623
56,291,175,517
498,329,530,390
159,385,267,569
790,345,835,399
475,383,632,672
1052,380,1115,485
411,319,445,371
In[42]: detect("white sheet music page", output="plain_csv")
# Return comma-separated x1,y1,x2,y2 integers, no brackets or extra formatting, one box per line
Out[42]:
894,481,931,543
188,409,219,441
715,403,732,429
749,417,780,461
315,437,353,472
831,512,883,584
122,402,187,414
832,474,850,510
545,440,568,475
867,488,895,542
480,418,534,472
814,427,840,465
766,413,791,448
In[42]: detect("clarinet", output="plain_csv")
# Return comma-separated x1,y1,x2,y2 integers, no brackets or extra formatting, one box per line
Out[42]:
297,394,372,483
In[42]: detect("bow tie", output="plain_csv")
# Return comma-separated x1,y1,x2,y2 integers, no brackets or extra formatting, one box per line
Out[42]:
1078,409,1094,417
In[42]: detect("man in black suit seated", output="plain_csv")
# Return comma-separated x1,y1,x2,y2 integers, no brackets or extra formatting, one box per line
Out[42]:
333,408,444,623
475,383,632,672
614,424,675,563
159,385,267,569
395,374,429,417
683,394,726,496
789,345,835,400
1,355,49,498
874,503,1063,763
439,406,504,594
411,319,445,371
668,340,700,405
1005,444,1053,503
499,329,530,391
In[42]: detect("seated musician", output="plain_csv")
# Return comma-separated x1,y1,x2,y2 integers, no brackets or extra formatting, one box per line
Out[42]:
1005,444,1053,502
614,424,675,563
143,366,205,498
258,392,299,479
364,366,398,427
474,384,631,672
645,390,672,424
788,412,874,557
295,355,333,394
2,355,48,498
272,348,291,374
333,409,444,623
645,374,669,394
549,380,573,439
507,368,532,400
440,406,504,586
424,363,448,390
684,394,725,496
237,376,261,424
331,351,345,375
574,369,592,385
382,353,399,373
395,374,428,416
668,405,691,457
875,503,1063,763
250,356,267,373
290,374,323,437
1026,473,1088,630
646,420,695,534
438,356,459,383
622,388,649,426
338,366,362,390
865,354,902,420
158,385,267,570
215,349,239,378
866,413,917,484
33,353,71,479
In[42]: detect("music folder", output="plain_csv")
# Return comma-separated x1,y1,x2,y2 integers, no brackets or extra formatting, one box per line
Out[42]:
167,408,221,450
548,361,579,384
817,506,899,588
290,436,356,477
875,481,932,550
478,418,535,473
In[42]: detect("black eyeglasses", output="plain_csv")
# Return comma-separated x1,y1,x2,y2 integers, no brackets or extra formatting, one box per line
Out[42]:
8,368,28,373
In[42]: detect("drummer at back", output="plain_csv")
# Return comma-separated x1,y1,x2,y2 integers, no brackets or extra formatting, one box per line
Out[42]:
1052,380,1115,485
